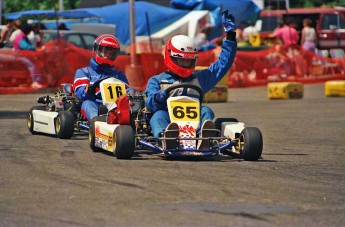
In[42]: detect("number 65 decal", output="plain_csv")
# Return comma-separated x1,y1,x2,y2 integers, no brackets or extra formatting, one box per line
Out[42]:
170,102,200,121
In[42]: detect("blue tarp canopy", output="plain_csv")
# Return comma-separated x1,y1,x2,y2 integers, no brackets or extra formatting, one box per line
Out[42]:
4,10,56,19
170,0,263,24
170,0,263,25
70,2,189,45
4,1,189,46
56,8,100,19
170,0,263,40
5,1,263,45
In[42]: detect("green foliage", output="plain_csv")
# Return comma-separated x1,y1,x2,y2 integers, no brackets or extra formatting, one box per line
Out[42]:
4,0,80,13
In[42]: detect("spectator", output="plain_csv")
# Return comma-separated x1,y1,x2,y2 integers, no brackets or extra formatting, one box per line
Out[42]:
242,21,258,43
0,19,14,48
270,18,299,46
28,23,43,48
194,25,215,51
301,18,317,52
235,21,246,43
273,20,284,33
9,19,22,45
73,34,132,121
212,36,224,60
13,23,36,51
58,23,68,30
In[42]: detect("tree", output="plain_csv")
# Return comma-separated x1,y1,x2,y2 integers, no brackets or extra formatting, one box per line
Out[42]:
3,0,81,13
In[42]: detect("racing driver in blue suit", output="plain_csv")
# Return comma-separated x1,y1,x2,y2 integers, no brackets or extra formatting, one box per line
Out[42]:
73,34,131,121
144,10,237,150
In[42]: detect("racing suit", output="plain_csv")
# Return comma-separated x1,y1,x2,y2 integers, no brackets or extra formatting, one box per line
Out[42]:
73,58,130,121
145,39,237,137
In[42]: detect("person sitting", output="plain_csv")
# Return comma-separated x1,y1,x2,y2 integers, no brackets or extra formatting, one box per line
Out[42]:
13,23,36,51
144,10,237,150
242,22,259,43
8,19,22,46
0,19,14,48
28,23,43,48
194,25,216,52
73,34,132,121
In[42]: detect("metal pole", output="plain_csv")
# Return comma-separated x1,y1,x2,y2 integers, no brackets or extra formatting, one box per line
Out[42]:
0,0,3,25
145,12,153,53
59,0,64,11
129,0,137,66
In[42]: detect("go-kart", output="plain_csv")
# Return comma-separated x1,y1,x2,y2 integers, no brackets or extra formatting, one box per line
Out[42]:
27,83,87,139
89,83,263,161
27,77,116,139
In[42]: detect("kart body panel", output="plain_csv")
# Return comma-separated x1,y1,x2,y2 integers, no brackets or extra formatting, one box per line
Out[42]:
31,110,58,135
167,96,200,150
222,122,245,139
93,121,120,153
99,77,127,111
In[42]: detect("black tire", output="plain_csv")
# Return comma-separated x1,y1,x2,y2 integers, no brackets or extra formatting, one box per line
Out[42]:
55,111,75,139
98,104,108,116
214,117,239,131
113,125,135,159
27,106,46,134
89,115,107,152
239,127,263,161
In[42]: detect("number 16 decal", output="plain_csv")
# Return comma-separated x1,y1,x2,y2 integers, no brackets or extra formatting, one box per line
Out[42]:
103,83,126,102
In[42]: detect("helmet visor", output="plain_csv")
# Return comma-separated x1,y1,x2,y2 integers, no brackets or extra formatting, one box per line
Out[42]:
97,46,119,61
171,56,197,69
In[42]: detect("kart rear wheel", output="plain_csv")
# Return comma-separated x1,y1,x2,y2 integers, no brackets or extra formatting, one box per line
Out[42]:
89,116,107,152
55,111,75,139
113,125,135,159
239,127,263,161
27,106,46,134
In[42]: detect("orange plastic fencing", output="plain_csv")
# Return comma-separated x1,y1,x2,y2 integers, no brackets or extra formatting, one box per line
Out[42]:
228,44,345,88
0,40,91,94
1,41,345,94
140,53,167,81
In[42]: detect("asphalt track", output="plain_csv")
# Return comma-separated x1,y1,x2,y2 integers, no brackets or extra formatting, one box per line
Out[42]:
0,83,344,226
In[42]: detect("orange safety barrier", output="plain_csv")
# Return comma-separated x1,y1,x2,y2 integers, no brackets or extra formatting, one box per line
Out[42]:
1,41,345,94
227,44,345,88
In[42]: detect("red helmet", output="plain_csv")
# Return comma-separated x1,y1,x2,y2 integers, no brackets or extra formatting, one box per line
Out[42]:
164,35,198,78
93,34,120,66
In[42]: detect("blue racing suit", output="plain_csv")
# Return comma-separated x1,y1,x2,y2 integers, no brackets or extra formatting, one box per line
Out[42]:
73,58,129,121
145,39,237,137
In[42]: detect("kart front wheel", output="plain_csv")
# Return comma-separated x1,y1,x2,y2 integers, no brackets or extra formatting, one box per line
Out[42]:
27,106,46,134
239,127,263,161
89,116,107,152
113,125,135,159
55,111,75,139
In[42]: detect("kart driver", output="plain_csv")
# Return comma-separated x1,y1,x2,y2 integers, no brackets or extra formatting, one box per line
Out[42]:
73,34,132,121
144,10,237,149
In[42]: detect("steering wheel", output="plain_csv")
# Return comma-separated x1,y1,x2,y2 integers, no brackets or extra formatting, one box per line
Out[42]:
164,83,204,103
87,77,110,96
